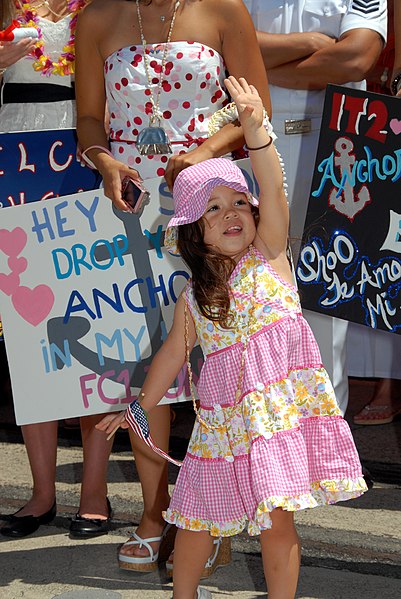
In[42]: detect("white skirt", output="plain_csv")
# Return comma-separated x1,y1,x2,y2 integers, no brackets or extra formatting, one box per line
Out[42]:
0,100,76,132
347,322,401,379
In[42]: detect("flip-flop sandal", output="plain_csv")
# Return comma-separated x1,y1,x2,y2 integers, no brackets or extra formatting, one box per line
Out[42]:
353,403,401,425
166,536,231,579
118,523,176,572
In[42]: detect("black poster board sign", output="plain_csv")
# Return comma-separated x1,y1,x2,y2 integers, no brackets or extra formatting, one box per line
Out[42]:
296,84,401,334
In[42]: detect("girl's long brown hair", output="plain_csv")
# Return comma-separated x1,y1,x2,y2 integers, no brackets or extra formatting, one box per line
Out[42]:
177,220,237,329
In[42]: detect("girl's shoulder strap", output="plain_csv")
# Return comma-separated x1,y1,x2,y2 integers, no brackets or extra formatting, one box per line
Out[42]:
182,278,195,315
183,277,192,298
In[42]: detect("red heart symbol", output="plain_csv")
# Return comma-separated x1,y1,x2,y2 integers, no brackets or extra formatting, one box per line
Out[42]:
0,271,20,296
0,227,28,257
8,255,28,275
12,285,55,326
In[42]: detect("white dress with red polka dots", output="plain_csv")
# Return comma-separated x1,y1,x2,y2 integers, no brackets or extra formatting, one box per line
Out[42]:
104,41,229,179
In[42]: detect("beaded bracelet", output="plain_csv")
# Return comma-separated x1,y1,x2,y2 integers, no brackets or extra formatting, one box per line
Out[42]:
391,72,401,96
207,101,277,142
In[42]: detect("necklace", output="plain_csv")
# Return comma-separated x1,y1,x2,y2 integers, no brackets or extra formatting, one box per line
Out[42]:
185,245,258,432
30,0,67,19
135,0,180,155
16,0,85,77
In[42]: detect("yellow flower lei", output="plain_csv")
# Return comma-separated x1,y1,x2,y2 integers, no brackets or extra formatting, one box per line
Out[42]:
16,0,86,76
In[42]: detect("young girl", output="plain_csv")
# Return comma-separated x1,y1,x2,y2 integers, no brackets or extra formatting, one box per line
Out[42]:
97,76,368,599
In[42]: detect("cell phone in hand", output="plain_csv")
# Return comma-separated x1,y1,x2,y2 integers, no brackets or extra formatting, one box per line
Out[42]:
121,176,150,213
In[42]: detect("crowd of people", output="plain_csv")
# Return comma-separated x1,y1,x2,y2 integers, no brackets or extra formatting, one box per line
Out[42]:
0,1,399,598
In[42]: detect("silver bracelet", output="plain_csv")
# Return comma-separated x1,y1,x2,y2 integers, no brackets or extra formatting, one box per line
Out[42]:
0,67,6,76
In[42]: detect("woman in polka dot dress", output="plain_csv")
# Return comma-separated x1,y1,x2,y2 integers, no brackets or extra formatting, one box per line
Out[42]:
74,0,271,572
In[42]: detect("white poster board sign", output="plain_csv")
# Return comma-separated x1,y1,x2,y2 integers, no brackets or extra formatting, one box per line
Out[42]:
0,159,257,425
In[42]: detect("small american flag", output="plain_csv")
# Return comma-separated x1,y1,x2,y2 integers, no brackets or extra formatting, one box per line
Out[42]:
125,400,182,467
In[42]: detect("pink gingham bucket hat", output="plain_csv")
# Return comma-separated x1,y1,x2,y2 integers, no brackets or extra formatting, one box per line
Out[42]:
164,158,258,254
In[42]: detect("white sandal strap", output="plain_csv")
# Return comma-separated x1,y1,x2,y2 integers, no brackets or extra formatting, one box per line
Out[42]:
167,535,222,569
134,531,163,545
122,534,163,546
119,524,171,565
205,537,222,568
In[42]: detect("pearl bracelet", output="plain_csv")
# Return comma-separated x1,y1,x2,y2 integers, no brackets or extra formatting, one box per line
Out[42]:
207,102,277,142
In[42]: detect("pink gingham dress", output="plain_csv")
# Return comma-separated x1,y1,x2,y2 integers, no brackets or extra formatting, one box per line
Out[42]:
164,247,367,536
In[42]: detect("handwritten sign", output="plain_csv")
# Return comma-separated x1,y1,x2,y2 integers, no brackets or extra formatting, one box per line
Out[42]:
0,158,258,425
0,128,101,208
296,85,401,334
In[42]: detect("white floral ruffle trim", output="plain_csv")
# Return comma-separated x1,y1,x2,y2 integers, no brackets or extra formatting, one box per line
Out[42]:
163,476,367,537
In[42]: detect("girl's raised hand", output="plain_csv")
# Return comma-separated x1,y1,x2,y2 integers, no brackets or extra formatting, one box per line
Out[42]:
224,76,264,131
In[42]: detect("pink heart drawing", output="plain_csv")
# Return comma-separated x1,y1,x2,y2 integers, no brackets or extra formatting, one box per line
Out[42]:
0,271,20,296
0,227,28,258
8,255,28,275
12,285,55,326
390,118,401,135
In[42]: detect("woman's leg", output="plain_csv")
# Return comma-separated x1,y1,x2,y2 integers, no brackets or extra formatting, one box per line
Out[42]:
78,413,114,517
173,529,214,599
120,404,171,558
353,378,401,424
260,509,301,599
17,421,58,516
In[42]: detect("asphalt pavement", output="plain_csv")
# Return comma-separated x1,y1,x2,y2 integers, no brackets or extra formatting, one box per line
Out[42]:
0,378,401,598
0,435,401,598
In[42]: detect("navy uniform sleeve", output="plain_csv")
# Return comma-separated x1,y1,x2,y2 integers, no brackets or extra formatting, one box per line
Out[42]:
341,0,387,42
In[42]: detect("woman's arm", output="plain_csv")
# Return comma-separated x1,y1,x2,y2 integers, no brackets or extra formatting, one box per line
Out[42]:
268,29,384,90
164,0,272,189
391,1,401,96
96,293,197,435
75,3,137,210
256,31,336,70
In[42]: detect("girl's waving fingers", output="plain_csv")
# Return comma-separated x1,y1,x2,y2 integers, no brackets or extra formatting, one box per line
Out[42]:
224,76,264,127
224,75,248,108
225,75,257,101
237,77,253,95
